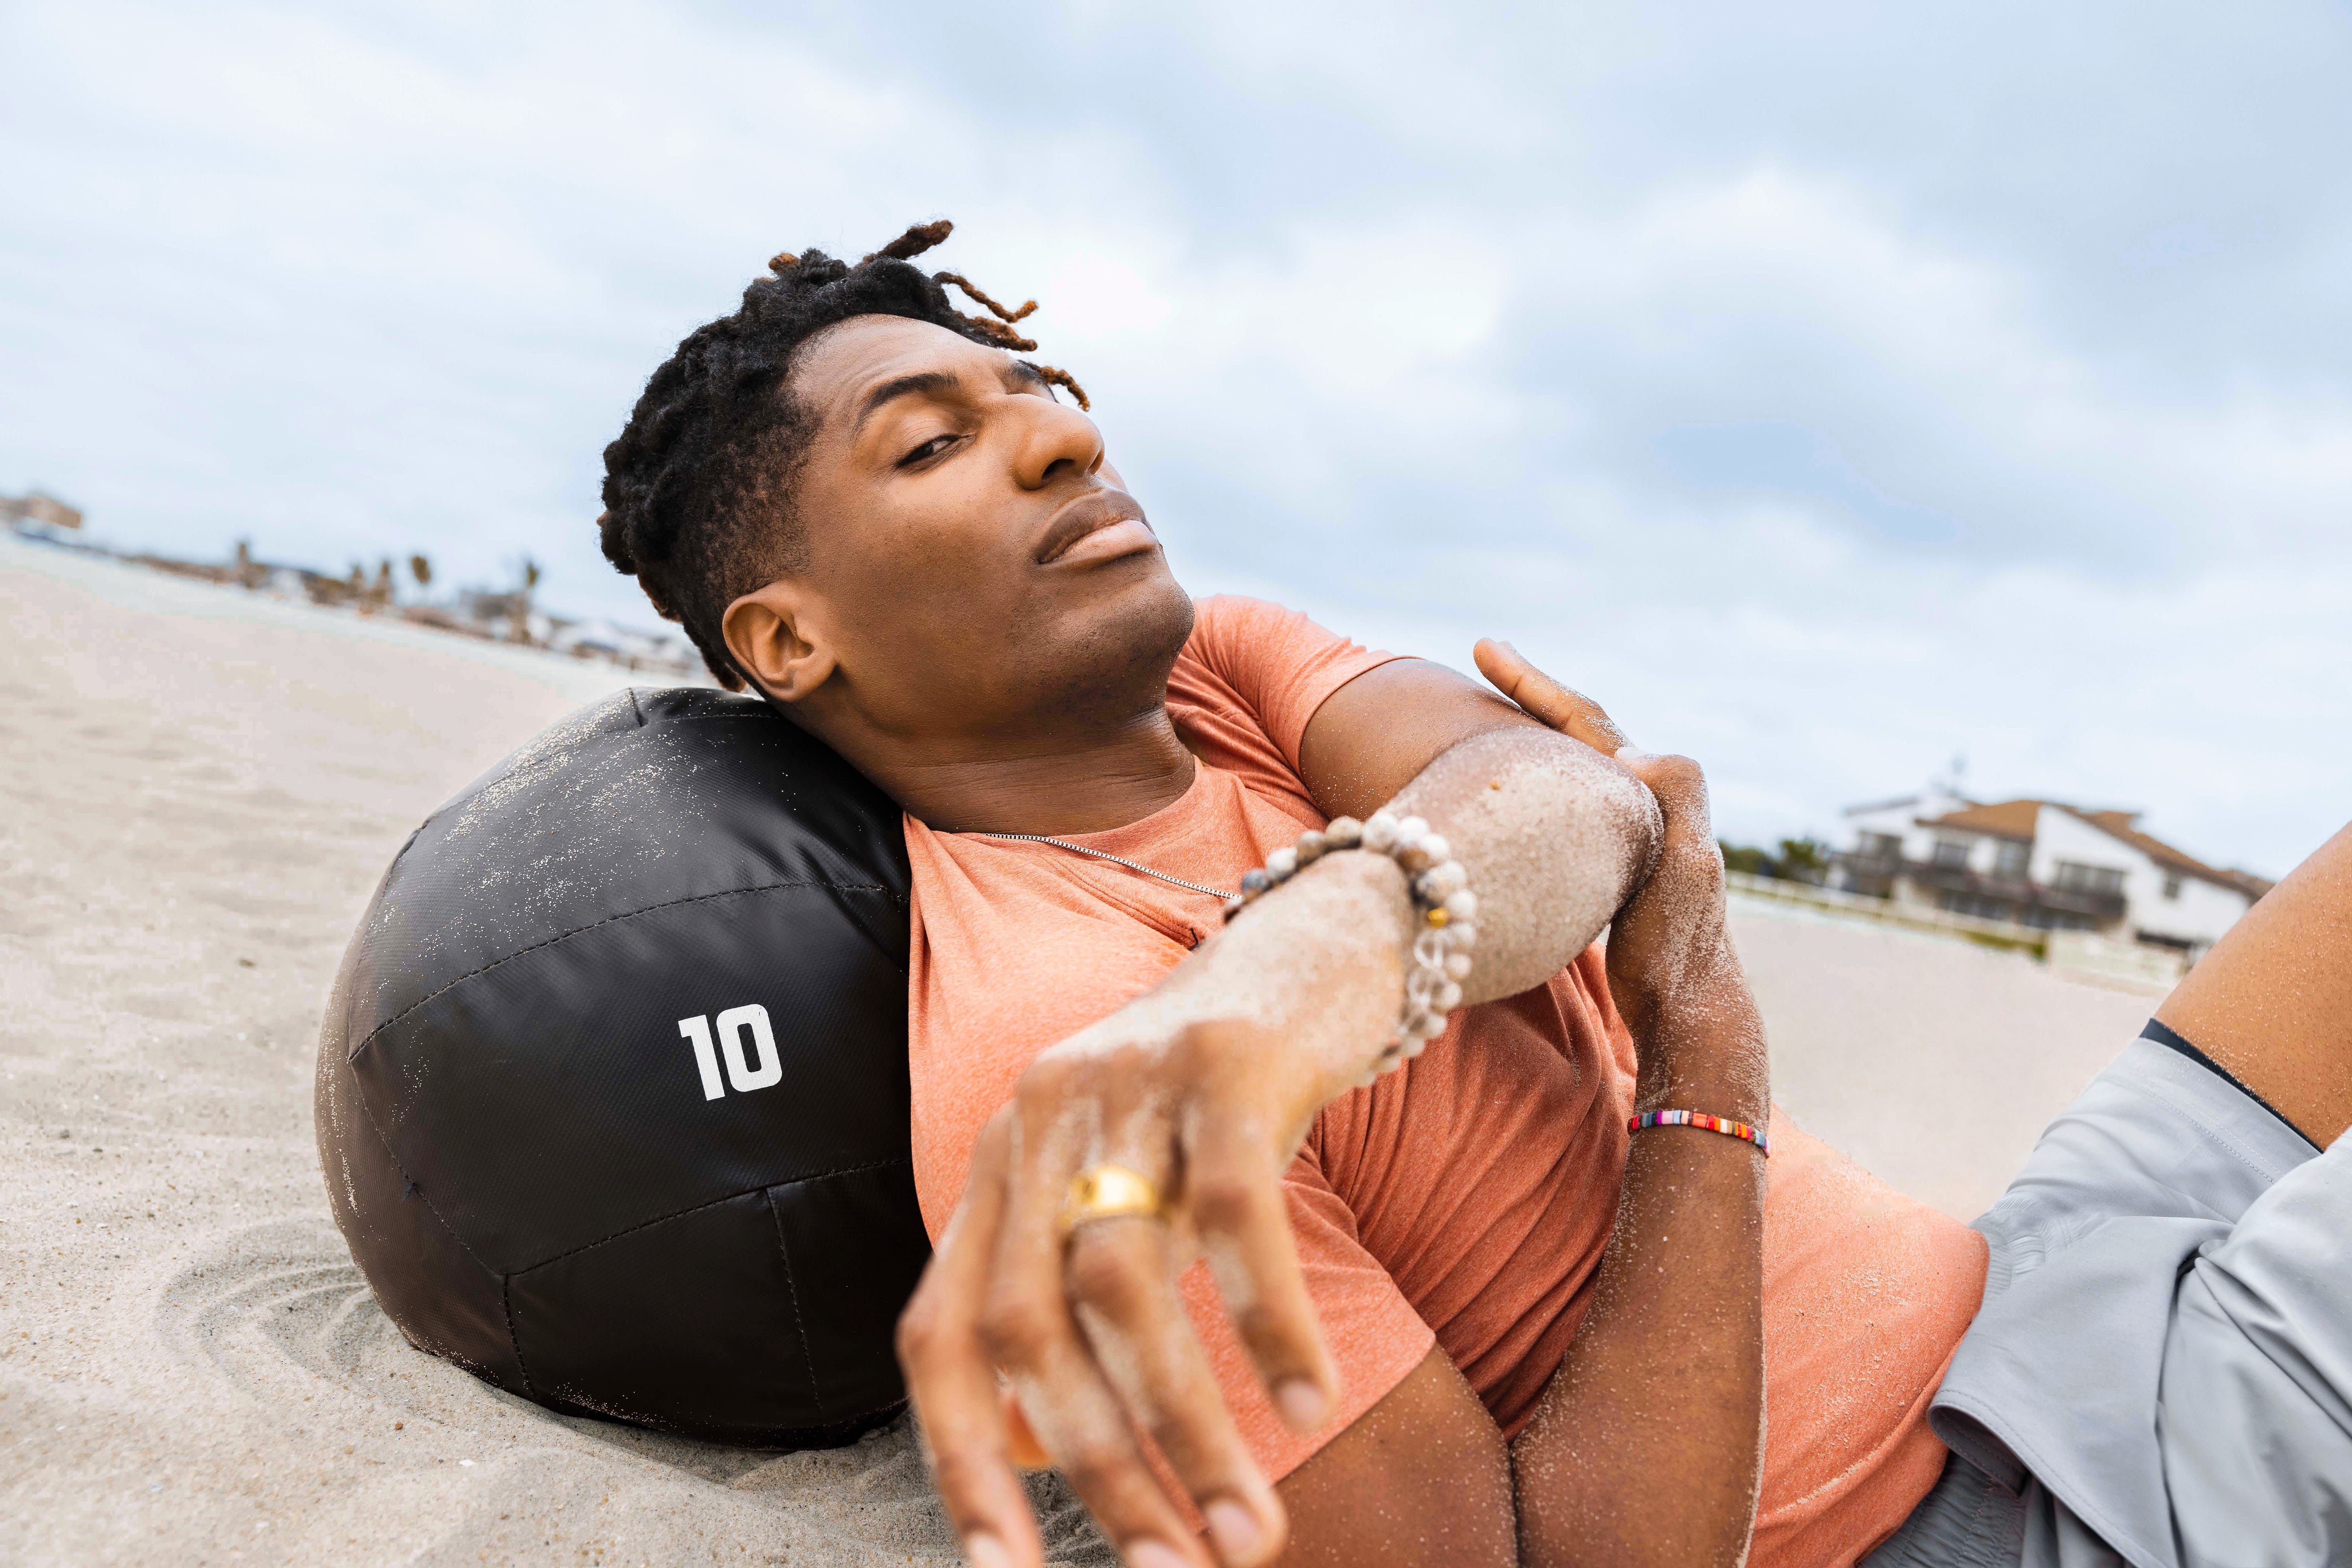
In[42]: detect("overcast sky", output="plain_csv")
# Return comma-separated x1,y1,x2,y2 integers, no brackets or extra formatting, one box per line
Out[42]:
4,0,2347,875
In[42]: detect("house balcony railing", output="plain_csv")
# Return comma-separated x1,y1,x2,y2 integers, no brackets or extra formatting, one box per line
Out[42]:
1827,851,2127,927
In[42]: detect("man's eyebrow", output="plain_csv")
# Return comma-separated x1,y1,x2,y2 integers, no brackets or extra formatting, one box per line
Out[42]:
851,370,961,436
1003,360,1048,392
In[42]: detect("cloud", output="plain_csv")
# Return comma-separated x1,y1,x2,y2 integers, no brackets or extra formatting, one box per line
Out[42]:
1,0,2346,875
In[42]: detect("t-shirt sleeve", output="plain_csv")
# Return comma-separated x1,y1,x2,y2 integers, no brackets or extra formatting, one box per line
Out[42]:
1168,597,1405,791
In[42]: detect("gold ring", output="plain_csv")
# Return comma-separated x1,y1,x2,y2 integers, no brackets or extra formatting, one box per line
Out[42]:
1062,1164,1165,1232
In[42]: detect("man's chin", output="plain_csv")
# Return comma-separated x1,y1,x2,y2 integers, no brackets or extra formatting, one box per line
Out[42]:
1037,571,1197,719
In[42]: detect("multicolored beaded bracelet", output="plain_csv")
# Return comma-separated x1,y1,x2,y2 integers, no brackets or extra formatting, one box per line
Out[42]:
1628,1109,1770,1156
1225,808,1477,1084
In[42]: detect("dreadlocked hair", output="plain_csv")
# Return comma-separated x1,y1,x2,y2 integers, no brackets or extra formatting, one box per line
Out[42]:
598,218,1092,689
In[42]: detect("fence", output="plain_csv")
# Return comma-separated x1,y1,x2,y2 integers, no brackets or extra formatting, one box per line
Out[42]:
1722,870,2186,993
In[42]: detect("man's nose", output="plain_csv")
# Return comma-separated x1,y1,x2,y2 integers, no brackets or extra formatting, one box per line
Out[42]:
1008,393,1104,490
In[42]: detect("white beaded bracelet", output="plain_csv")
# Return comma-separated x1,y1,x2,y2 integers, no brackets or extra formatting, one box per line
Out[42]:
1223,809,1477,1082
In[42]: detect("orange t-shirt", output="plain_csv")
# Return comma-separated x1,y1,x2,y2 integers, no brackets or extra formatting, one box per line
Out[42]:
905,596,1987,1568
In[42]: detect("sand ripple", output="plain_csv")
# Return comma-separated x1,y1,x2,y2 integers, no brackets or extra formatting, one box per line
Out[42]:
148,1217,1113,1564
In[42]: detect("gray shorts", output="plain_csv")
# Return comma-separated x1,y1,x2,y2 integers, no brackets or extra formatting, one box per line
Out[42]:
1863,1025,2347,1568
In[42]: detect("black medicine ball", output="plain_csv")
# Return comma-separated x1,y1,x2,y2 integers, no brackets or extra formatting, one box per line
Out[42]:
316,687,931,1448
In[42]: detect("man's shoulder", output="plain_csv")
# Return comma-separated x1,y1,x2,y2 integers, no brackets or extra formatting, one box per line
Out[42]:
1173,595,1307,699
1184,593,1294,645
1177,594,1334,676
1174,595,1402,782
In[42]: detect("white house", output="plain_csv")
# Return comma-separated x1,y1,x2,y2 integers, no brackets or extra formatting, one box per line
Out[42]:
1830,786,2271,960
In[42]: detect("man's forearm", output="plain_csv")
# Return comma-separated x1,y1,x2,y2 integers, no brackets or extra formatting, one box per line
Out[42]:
1509,1001,1770,1568
1384,724,1660,1004
1053,725,1661,1112
1502,733,1770,1568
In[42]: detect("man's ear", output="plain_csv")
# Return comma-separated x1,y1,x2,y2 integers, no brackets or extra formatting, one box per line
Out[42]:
721,581,838,704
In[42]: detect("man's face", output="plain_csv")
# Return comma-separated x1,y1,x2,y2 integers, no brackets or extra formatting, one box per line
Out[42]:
760,314,1194,748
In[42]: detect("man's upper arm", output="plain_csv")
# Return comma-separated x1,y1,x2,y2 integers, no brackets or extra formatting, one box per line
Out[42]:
1298,657,1548,823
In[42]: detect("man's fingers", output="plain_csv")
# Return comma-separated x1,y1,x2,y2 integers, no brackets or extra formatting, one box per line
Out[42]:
1472,637,1631,756
1185,1116,1336,1439
1065,1217,1288,1567
1002,1326,1215,1568
1176,1022,1334,1434
1617,751,1715,848
990,1079,1216,1568
897,1113,1046,1568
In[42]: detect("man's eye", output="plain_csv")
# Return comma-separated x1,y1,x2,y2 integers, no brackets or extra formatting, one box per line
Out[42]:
901,434,958,466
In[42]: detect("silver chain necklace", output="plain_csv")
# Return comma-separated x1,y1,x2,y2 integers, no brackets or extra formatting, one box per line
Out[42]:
975,833,1237,901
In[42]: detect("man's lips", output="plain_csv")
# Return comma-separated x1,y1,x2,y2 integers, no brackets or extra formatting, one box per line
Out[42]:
1035,492,1155,565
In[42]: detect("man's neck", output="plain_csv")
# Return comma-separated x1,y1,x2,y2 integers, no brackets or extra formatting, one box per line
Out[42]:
854,704,1199,836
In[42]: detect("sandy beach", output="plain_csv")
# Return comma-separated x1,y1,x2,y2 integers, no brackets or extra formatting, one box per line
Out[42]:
1,536,2156,1566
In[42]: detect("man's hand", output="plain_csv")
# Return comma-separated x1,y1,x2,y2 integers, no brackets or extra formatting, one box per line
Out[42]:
898,1014,1349,1568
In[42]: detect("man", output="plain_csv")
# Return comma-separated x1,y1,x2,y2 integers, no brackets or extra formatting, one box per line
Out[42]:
600,222,2351,1568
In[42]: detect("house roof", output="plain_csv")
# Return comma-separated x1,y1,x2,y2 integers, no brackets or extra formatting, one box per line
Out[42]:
2213,867,2279,901
2075,810,2280,898
1920,799,2040,841
1922,798,2271,898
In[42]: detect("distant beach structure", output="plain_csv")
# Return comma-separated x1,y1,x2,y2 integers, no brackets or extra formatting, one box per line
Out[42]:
1,488,84,540
3,491,704,680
